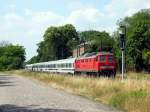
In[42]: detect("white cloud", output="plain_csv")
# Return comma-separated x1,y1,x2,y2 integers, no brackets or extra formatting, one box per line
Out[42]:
31,12,63,24
68,8,102,23
67,1,95,10
8,4,16,11
4,13,24,27
124,0,149,8
105,0,150,17
65,8,104,30
124,0,150,16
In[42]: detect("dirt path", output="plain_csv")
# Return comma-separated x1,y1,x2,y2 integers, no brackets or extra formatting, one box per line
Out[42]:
0,73,121,112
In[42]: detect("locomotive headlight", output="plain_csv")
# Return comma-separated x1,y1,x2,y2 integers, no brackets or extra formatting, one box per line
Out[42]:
100,66,114,69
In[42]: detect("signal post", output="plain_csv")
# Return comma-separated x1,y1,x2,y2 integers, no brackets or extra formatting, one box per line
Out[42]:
119,25,126,81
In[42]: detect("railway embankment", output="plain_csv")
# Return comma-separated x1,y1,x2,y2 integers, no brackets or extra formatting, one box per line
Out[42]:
8,70,150,112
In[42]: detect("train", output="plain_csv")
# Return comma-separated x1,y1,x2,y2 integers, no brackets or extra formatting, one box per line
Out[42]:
25,51,117,77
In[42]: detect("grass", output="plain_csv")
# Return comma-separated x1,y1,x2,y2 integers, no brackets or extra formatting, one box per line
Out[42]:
6,70,150,112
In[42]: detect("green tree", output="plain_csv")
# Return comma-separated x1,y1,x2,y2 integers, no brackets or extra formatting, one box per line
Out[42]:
36,24,78,62
0,42,25,70
114,9,150,71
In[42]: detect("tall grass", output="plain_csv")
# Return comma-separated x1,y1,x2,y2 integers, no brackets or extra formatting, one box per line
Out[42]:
8,70,150,112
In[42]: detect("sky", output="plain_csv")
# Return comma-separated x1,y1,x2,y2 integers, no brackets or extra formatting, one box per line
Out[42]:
0,0,150,60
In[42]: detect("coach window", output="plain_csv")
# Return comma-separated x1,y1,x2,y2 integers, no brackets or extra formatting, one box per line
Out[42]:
66,63,68,68
69,63,71,68
65,63,67,68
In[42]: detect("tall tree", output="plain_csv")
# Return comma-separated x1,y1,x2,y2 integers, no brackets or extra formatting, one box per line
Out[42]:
114,9,150,71
35,24,78,62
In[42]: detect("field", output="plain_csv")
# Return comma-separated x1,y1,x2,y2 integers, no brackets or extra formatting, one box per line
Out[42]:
8,70,150,112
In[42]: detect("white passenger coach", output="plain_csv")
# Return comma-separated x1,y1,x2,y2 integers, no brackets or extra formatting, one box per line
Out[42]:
25,58,76,74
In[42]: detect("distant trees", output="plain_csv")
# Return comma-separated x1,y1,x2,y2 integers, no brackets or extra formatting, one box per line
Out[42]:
113,9,150,71
0,41,25,70
79,30,114,52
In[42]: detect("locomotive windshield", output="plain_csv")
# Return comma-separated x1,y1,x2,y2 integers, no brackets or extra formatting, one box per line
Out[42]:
108,55,113,62
99,55,114,62
100,55,106,62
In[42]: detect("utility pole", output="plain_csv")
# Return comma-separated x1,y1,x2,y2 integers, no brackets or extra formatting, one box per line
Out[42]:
119,25,126,81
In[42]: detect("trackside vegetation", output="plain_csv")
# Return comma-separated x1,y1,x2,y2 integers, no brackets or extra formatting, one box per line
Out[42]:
10,70,150,112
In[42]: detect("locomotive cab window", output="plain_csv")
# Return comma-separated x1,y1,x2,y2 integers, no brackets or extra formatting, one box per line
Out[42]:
100,56,106,62
108,55,113,62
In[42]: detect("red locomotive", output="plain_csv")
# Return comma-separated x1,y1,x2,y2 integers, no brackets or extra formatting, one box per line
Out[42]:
75,51,117,77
